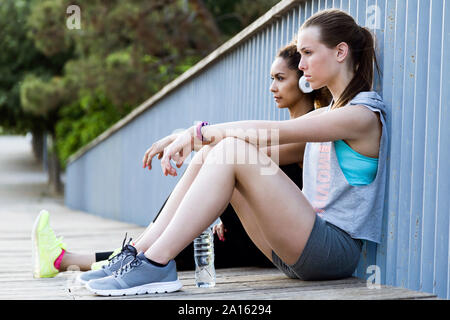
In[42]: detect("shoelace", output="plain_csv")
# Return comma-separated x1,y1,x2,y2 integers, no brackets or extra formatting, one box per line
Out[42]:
55,236,65,249
114,255,142,278
41,225,65,251
103,233,133,269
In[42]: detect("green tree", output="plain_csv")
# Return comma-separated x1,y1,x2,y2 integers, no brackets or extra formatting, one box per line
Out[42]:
0,0,70,133
204,0,279,35
0,0,73,194
2,0,280,195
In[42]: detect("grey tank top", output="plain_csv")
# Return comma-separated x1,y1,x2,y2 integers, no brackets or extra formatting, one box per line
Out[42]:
302,91,388,243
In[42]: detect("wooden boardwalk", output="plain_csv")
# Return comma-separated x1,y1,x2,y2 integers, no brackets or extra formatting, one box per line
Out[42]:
0,203,440,300
0,136,440,300
0,199,440,300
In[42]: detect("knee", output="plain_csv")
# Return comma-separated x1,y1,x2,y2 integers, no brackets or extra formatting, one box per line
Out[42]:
190,140,240,167
199,145,214,157
190,145,214,166
205,137,237,157
208,137,250,165
216,137,243,148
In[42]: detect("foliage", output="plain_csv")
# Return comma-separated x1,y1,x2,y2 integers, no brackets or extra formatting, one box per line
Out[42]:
26,0,72,57
205,0,279,35
55,90,130,166
1,0,280,169
0,0,70,133
20,74,69,116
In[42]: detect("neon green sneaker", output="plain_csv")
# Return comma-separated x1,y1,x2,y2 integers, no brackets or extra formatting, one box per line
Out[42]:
90,247,121,271
32,210,67,278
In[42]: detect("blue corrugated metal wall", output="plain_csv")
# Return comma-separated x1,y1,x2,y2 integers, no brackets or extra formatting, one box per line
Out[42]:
66,0,450,299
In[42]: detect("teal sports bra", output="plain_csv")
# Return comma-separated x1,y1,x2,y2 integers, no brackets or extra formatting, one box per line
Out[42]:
334,140,378,186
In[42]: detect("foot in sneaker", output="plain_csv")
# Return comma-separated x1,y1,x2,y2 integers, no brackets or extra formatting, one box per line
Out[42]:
86,252,182,296
90,247,121,271
32,210,67,278
77,236,137,285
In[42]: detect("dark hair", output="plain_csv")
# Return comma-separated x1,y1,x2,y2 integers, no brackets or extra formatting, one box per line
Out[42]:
301,9,381,109
276,42,332,109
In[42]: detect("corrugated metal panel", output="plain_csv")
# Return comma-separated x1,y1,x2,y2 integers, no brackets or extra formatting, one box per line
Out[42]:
66,0,450,298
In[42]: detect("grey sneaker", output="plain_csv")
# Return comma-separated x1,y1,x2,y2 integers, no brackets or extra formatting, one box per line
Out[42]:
77,236,137,285
85,252,182,296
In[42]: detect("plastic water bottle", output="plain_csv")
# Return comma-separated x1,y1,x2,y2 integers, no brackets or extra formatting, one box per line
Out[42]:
194,226,216,288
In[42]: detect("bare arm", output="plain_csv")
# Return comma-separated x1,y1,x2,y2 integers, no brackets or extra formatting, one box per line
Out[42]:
258,143,304,166
256,109,328,166
201,105,377,147
154,105,380,176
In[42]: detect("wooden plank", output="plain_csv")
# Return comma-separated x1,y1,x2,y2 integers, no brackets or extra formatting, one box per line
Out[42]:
116,283,435,301
1,253,437,300
49,279,368,300
173,288,436,300
0,266,369,301
55,277,437,300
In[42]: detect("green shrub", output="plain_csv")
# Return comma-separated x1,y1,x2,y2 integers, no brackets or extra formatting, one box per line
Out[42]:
55,90,131,168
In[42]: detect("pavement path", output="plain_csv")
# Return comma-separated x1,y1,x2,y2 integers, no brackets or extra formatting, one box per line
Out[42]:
0,135,145,299
0,135,53,205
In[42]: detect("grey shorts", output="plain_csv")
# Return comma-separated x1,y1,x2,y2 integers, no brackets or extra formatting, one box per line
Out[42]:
272,215,363,281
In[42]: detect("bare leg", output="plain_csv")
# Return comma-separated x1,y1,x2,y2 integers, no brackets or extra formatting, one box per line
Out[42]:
133,223,153,244
229,189,274,261
55,146,213,272
133,145,217,252
133,144,267,251
60,252,95,271
146,137,316,265
59,141,288,271
59,144,230,271
60,184,278,272
134,145,280,252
